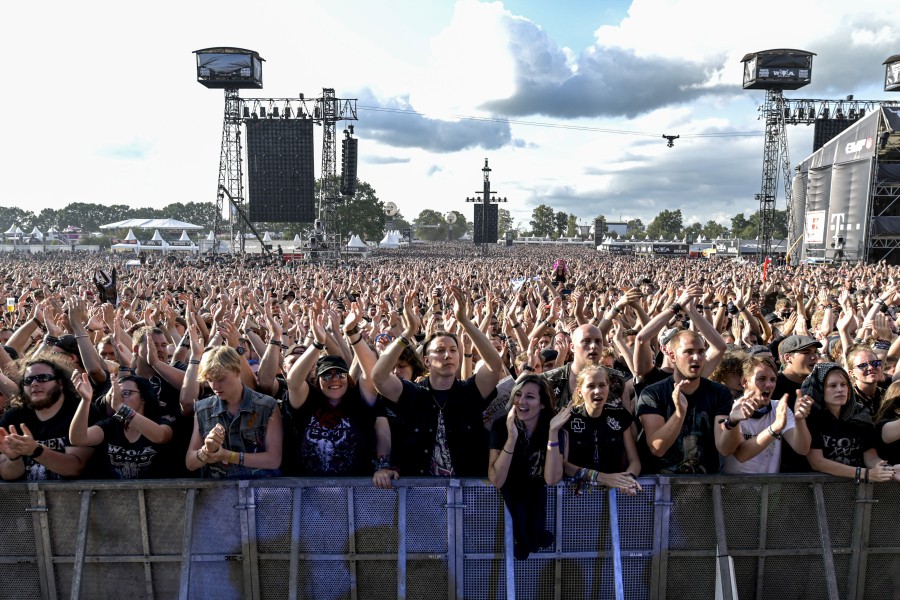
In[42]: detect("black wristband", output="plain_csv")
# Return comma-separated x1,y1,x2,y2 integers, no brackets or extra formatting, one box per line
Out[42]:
29,445,45,460
311,340,325,350
668,303,682,314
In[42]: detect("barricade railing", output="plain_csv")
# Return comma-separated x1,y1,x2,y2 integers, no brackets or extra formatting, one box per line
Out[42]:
0,475,897,600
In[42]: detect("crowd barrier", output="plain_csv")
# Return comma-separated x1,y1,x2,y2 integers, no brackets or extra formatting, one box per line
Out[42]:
1,475,897,600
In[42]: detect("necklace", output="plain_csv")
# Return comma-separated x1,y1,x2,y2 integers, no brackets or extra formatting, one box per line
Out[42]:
431,390,448,413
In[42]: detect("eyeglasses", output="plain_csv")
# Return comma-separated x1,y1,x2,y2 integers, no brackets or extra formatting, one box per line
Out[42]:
120,389,139,398
23,373,57,386
320,370,348,381
854,360,883,371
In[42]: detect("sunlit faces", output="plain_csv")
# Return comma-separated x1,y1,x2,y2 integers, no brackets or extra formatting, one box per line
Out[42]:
784,347,818,376
572,325,603,365
850,351,882,386
823,370,851,412
425,336,459,375
511,382,542,423
742,364,776,405
578,369,609,413
318,369,348,399
22,363,62,411
97,342,116,361
670,334,707,381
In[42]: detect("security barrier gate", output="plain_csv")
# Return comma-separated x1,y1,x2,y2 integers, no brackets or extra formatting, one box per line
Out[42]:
1,475,898,600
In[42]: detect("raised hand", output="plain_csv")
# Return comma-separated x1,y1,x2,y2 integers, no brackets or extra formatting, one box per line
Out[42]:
793,391,813,420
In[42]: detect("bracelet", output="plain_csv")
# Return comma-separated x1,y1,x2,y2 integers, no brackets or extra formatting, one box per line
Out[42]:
547,440,560,448
522,365,535,372
395,336,410,348
610,306,621,314
511,322,522,328
767,425,783,440
197,449,208,464
189,359,201,365
269,340,283,346
113,404,136,428
179,343,190,348
345,326,360,336
373,456,393,471
501,447,515,455
118,366,134,372
239,452,245,467
311,340,325,350
668,303,682,314
464,353,473,358
230,451,239,465
722,417,738,431
350,334,365,345
574,467,587,480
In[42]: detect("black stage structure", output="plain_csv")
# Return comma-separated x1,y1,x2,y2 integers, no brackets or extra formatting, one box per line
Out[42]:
465,159,506,255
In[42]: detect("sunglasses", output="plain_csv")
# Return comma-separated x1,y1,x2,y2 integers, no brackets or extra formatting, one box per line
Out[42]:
854,360,883,371
320,370,348,381
23,373,57,385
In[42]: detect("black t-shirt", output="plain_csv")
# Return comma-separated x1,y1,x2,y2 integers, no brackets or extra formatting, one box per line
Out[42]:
875,417,900,465
0,395,102,481
564,401,634,474
633,366,671,399
393,375,496,477
285,386,384,476
807,408,876,468
96,416,172,479
489,412,555,489
635,377,732,475
772,372,810,473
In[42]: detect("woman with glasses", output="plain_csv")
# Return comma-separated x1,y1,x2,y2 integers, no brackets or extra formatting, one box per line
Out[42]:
846,345,885,416
70,374,173,479
285,307,396,487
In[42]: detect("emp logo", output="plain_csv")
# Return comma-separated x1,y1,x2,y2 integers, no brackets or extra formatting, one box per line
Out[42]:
845,138,872,154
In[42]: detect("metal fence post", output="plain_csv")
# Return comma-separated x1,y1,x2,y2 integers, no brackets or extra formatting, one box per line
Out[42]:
650,476,672,599
27,484,56,600
813,482,841,600
178,488,197,600
69,489,93,600
609,488,625,600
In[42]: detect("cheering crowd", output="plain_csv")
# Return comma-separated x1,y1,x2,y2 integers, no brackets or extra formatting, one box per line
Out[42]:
0,245,898,559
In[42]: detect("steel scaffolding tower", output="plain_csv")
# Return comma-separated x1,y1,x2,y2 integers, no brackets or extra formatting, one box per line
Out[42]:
755,89,793,261
216,89,247,253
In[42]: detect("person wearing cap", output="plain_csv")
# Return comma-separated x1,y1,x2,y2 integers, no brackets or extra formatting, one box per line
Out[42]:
771,334,821,472
802,362,896,484
283,307,396,487
185,346,282,478
721,356,812,474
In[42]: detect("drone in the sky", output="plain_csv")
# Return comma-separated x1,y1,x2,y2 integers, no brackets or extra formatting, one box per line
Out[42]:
662,134,680,148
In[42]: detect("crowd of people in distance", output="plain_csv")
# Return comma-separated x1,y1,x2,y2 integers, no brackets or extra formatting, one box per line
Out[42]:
0,244,898,559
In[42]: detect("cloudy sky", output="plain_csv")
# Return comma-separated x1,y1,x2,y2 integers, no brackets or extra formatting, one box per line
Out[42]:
3,0,898,231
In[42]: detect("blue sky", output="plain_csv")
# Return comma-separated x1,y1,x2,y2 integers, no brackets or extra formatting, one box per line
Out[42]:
2,0,899,233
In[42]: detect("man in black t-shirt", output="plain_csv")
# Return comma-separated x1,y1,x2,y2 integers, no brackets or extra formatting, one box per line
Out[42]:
636,330,736,474
0,358,99,481
772,335,821,472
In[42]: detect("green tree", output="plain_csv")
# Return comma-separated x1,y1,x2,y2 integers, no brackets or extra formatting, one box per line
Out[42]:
530,204,555,237
566,213,578,238
335,180,386,242
413,209,449,241
701,220,728,240
554,211,568,237
626,218,645,236
646,209,683,241
162,201,218,231
498,208,514,237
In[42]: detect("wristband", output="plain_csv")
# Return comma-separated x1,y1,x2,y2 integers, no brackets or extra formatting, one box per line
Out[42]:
239,452,245,467
668,303,682,314
522,365,535,372
395,336,410,349
350,334,365,346
373,456,393,471
269,340,283,346
29,445,45,460
197,449,208,464
854,466,861,485
501,447,515,455
511,322,522,329
179,343,190,348
547,440,560,448
610,306,621,314
311,340,325,350
189,359,201,365
722,417,738,431
767,426,783,440
345,326,360,336
464,353,473,358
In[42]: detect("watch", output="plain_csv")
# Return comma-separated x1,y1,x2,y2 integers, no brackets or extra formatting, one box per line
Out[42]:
236,346,246,356
29,445,45,459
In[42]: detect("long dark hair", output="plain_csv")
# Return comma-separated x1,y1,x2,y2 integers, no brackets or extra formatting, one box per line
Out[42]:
10,356,76,410
507,374,557,417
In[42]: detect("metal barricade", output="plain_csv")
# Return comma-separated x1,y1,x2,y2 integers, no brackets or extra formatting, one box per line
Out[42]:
0,475,896,600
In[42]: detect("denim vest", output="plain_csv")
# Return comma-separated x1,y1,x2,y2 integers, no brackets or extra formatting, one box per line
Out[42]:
194,386,280,478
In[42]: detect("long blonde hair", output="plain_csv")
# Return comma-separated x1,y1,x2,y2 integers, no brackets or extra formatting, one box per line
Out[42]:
572,364,610,408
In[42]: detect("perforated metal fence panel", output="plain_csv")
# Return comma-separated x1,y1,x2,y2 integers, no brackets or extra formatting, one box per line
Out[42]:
0,476,897,600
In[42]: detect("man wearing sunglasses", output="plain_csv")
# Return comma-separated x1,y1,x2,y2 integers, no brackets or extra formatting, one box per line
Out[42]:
0,359,98,481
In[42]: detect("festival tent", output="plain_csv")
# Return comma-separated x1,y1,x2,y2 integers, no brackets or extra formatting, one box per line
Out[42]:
169,230,198,253
262,231,273,243
379,230,401,249
346,234,369,253
29,227,43,241
100,218,204,231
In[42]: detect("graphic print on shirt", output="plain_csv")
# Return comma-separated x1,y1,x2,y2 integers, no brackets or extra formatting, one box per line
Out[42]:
301,414,354,474
107,444,158,479
25,437,67,481
430,411,456,476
